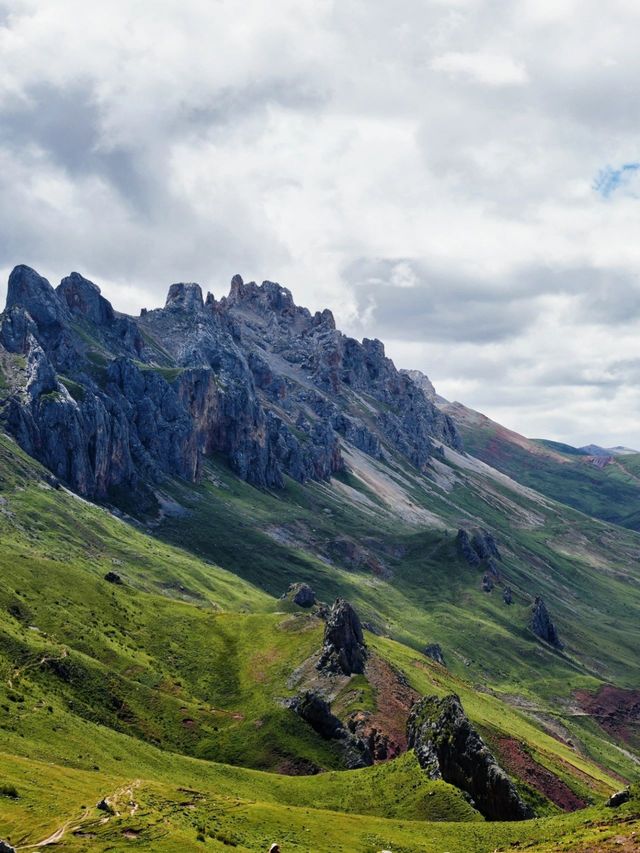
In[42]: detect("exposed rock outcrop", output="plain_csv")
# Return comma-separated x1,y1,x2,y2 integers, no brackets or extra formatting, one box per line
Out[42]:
456,529,480,567
607,788,631,808
57,272,115,325
457,528,501,568
407,694,534,821
0,265,463,503
0,841,16,853
317,598,367,675
286,690,373,769
281,582,316,608
531,596,562,648
424,643,446,667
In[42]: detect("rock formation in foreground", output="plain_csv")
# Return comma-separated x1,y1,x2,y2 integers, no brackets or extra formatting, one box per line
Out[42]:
407,694,534,821
317,598,367,675
286,690,372,769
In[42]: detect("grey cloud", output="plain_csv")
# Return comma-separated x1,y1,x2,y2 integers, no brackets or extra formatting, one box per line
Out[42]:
2,1,640,447
346,258,583,344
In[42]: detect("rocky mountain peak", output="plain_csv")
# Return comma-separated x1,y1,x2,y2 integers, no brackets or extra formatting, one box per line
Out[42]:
225,275,305,321
0,264,464,501
57,272,115,324
401,368,437,401
6,265,70,331
165,282,205,312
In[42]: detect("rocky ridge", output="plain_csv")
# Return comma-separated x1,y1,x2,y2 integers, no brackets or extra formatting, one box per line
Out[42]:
407,694,534,821
0,266,461,502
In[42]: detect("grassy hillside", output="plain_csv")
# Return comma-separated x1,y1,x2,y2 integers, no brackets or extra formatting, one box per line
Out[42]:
445,400,640,530
1,417,640,851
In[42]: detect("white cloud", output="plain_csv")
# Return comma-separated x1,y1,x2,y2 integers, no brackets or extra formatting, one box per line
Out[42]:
430,51,529,86
1,0,640,446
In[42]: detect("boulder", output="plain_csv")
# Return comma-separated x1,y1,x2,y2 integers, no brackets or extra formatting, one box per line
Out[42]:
317,598,367,675
424,643,446,667
607,788,631,808
481,572,495,592
282,582,316,608
531,596,563,648
0,841,16,853
407,694,534,821
104,571,123,585
96,797,114,814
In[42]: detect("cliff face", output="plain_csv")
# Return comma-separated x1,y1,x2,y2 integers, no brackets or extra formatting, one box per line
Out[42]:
0,266,461,501
407,694,534,822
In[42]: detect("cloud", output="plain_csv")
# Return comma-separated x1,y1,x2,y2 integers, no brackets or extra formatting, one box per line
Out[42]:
1,0,640,445
430,52,529,86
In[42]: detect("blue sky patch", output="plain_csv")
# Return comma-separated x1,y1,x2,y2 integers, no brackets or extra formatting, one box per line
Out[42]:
594,163,640,198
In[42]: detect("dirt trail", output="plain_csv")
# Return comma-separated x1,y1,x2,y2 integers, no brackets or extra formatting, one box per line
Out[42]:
8,649,68,688
17,780,141,850
18,808,90,849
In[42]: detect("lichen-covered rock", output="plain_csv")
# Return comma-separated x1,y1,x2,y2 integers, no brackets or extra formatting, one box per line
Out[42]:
407,694,534,821
317,598,367,675
531,596,563,648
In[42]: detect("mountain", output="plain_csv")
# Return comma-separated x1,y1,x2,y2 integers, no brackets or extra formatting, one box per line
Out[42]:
0,265,459,504
1,265,640,852
441,398,640,530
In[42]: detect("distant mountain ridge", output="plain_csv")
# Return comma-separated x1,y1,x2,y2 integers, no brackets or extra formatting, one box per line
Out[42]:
440,398,640,530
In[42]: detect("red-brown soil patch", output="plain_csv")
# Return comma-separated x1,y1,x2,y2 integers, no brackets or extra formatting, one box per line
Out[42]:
574,685,640,746
351,654,421,760
493,737,586,812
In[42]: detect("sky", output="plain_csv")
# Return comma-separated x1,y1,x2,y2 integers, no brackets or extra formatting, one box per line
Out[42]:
1,0,640,448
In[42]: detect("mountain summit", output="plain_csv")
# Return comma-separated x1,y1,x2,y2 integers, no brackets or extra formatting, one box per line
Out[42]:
0,266,460,501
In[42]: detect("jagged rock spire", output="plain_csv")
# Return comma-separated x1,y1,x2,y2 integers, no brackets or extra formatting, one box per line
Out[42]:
531,596,563,648
317,598,367,675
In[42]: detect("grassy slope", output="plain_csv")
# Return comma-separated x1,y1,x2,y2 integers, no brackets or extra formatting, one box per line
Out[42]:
447,401,640,530
1,423,640,849
154,447,640,715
